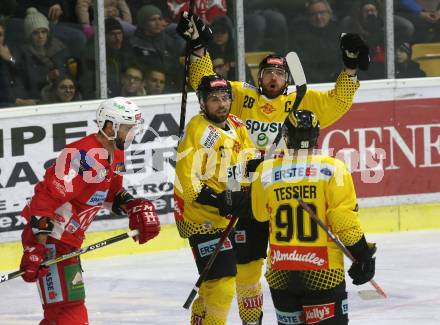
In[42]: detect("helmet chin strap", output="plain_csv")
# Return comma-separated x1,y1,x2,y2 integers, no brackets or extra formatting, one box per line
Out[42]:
99,122,120,141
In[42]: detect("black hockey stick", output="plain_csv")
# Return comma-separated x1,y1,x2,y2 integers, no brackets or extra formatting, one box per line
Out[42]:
0,230,139,284
293,195,387,299
183,175,239,309
178,0,195,139
182,215,238,309
266,52,307,158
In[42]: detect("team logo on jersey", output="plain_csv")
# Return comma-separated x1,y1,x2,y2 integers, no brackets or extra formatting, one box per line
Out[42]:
276,309,304,325
97,168,108,181
320,167,333,177
257,133,269,147
243,294,263,309
86,190,109,206
233,140,242,153
200,125,220,148
303,303,335,324
198,238,233,258
245,119,282,135
261,103,276,114
42,245,63,304
115,162,125,174
229,114,245,127
65,219,80,234
269,245,328,270
235,230,246,243
341,299,348,315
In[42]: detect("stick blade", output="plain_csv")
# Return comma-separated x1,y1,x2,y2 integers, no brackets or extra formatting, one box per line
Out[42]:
358,290,387,300
285,52,306,86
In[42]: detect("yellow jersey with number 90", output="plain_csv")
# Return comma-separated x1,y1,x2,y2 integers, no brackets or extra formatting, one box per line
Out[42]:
251,154,363,271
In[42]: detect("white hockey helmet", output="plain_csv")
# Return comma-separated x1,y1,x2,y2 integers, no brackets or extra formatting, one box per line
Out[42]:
96,97,144,140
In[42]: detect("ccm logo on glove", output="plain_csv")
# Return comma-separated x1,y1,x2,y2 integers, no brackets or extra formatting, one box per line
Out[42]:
127,198,161,244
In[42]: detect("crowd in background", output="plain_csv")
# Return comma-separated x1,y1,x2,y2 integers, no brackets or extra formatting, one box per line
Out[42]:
0,0,438,108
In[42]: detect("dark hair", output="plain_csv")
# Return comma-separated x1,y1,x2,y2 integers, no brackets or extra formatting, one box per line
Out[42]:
305,0,333,17
50,73,76,91
41,73,81,103
0,18,6,44
146,67,166,79
124,63,145,80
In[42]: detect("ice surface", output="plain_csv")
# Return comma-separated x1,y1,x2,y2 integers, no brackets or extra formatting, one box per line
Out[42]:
1,230,439,324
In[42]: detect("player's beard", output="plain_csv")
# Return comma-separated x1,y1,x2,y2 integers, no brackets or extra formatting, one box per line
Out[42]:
115,137,126,150
203,107,230,124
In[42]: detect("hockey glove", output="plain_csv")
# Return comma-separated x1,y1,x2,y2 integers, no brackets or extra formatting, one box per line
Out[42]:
347,236,376,285
217,190,251,219
176,12,212,50
127,198,161,244
20,243,49,282
196,186,251,219
340,33,370,71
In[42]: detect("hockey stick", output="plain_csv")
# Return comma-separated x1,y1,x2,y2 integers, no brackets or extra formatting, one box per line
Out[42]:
183,175,239,309
266,52,307,158
178,0,195,139
182,215,238,309
293,195,388,299
0,230,139,284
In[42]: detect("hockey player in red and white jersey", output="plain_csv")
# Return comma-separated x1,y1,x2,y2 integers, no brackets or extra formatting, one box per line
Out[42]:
19,97,161,325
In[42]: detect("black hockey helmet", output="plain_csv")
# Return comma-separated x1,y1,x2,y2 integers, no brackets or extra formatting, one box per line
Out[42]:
258,54,288,75
196,74,232,102
283,110,320,149
258,54,289,96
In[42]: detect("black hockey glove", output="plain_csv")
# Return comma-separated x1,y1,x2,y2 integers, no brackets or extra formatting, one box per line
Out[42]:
217,190,251,219
246,158,264,176
340,33,370,71
176,12,212,50
347,236,376,285
195,185,251,219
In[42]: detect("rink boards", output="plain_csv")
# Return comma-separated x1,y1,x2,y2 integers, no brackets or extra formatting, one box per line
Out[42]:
0,77,439,271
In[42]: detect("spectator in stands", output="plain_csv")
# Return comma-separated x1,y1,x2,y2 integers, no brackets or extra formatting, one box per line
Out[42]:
130,5,182,93
340,0,415,79
120,64,146,97
79,17,134,99
243,2,288,54
40,73,82,104
341,0,386,79
209,16,255,84
289,0,341,83
0,0,17,18
75,0,135,39
167,0,227,24
395,41,426,78
144,67,166,94
396,0,440,43
13,1,86,60
212,55,230,79
16,8,71,105
0,18,20,107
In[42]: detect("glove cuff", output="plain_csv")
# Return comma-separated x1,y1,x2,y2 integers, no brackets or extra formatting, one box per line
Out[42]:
195,185,221,208
347,235,376,261
112,189,135,215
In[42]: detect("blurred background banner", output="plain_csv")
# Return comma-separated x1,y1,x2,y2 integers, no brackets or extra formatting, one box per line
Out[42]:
1,80,439,241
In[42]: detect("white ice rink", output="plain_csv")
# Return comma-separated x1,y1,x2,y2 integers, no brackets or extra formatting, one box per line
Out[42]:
1,230,440,325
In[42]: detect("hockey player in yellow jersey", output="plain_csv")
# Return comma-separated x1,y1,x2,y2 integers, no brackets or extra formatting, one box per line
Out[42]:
251,110,376,324
176,12,370,325
174,74,258,325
